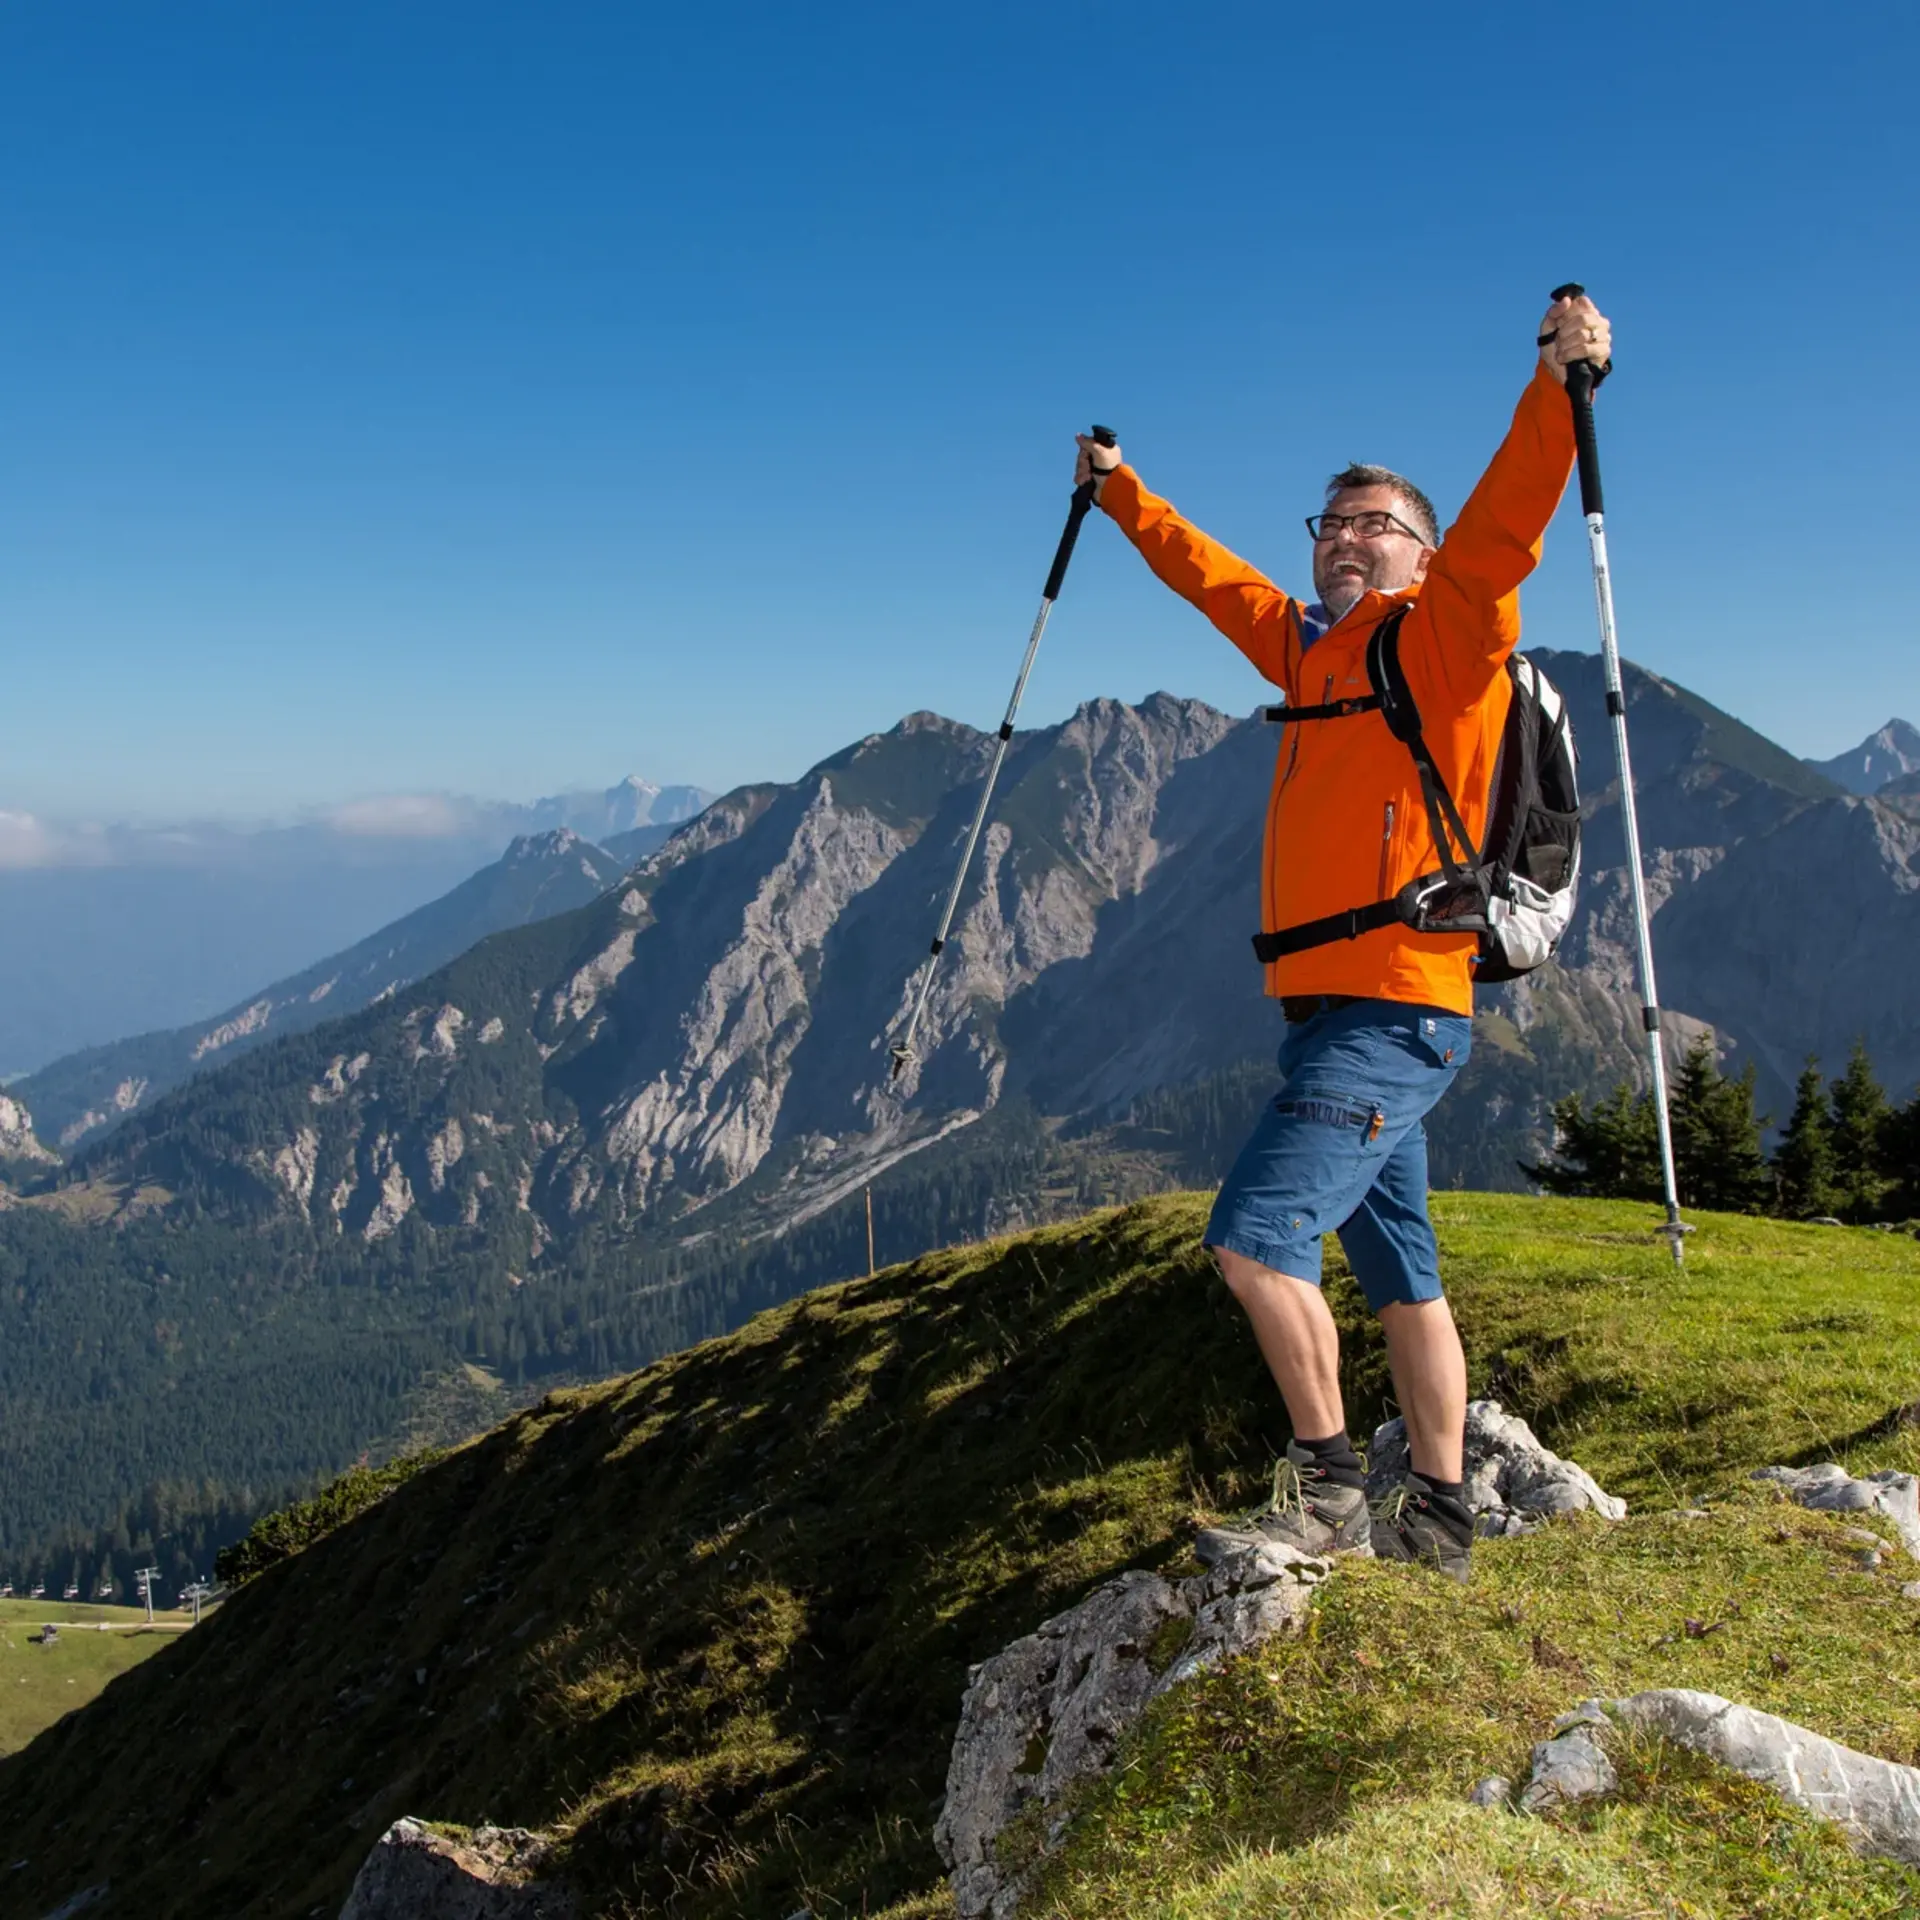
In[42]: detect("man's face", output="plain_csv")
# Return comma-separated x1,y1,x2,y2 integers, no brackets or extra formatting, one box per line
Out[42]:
1310,484,1435,619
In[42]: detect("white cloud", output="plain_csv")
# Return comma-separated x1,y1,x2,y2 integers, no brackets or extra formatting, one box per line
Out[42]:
0,813,114,870
321,794,478,839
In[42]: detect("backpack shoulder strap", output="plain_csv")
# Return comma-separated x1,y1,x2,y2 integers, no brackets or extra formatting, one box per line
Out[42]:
1366,605,1480,883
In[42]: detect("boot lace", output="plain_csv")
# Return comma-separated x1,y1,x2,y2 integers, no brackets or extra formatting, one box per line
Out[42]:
1368,1482,1415,1531
1254,1453,1312,1524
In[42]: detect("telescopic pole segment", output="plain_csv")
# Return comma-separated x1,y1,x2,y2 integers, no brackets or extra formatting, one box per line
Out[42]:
889,429,1116,1081
1554,284,1688,1264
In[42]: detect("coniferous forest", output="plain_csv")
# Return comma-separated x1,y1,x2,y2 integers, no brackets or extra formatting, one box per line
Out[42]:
1527,1036,1920,1223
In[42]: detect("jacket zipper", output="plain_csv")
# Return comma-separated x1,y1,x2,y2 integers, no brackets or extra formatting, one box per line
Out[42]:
1378,801,1396,897
1280,672,1335,797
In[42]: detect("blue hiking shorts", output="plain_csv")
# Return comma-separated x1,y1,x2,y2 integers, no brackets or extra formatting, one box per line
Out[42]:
1205,998,1471,1312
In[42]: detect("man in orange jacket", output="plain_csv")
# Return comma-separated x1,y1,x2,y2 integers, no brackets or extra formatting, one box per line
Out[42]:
1076,292,1611,1582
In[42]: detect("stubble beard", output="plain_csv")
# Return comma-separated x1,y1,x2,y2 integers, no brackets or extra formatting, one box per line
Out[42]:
1317,566,1372,621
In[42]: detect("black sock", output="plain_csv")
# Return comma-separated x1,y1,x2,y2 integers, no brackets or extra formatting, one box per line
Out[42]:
1293,1429,1366,1490
1412,1476,1474,1537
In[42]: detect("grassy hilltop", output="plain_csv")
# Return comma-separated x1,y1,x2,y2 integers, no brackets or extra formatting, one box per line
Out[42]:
2,1193,1919,1918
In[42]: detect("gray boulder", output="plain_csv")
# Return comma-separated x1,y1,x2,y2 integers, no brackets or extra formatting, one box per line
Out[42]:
339,1820,577,1919
1753,1463,1920,1559
1519,1726,1618,1813
1609,1689,1920,1866
935,1540,1328,1918
1368,1400,1626,1537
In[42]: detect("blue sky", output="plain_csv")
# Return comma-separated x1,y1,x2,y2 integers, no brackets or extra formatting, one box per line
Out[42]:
2,1,1913,821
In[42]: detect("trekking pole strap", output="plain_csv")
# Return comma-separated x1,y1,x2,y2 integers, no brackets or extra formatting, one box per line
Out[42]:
1043,425,1118,601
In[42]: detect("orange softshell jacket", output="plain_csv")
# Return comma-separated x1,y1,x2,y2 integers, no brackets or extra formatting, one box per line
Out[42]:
1097,364,1577,1018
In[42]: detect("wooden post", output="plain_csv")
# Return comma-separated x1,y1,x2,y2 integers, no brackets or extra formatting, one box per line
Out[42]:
865,1185,876,1278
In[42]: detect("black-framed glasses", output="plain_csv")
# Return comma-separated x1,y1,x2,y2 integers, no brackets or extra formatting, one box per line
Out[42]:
1304,510,1426,543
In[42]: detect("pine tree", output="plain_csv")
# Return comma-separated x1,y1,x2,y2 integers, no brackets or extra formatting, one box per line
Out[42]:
1524,1082,1662,1199
1670,1036,1771,1213
1829,1039,1892,1222
1772,1056,1840,1219
1878,1088,1920,1223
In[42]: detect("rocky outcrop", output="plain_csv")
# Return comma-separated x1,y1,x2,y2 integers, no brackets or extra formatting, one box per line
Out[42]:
337,1818,576,1917
1607,1690,1920,1867
192,998,275,1060
0,1092,56,1164
936,1540,1327,1919
1368,1401,1627,1535
1754,1462,1920,1559
270,1127,320,1207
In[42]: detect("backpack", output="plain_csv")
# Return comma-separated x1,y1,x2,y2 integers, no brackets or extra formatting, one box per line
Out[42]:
1250,603,1580,984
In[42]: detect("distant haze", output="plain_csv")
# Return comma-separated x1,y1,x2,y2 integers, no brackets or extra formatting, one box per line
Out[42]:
0,777,711,1075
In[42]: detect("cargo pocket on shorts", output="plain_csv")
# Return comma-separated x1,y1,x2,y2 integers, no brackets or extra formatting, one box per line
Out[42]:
1404,1012,1471,1073
1272,1095,1388,1147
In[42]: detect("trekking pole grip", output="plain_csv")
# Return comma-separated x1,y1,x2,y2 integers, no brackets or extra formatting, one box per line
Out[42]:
1044,424,1118,601
1551,283,1605,518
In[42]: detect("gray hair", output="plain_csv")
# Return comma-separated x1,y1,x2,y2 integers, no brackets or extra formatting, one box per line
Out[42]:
1326,463,1439,547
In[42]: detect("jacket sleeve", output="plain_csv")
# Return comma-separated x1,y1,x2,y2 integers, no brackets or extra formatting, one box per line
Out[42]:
1097,466,1301,692
1410,363,1578,711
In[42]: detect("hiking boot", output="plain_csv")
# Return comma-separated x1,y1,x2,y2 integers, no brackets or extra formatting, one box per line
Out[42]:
1195,1441,1372,1564
1369,1474,1474,1584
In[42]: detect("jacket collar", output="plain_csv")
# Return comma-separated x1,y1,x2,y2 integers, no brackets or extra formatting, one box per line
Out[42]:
1302,583,1422,649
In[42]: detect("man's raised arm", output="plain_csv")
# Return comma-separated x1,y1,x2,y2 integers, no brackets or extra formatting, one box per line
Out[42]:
1415,293,1611,706
1078,433,1301,691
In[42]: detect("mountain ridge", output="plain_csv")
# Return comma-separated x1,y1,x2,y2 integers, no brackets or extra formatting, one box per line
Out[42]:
12,829,633,1151
1805,716,1920,795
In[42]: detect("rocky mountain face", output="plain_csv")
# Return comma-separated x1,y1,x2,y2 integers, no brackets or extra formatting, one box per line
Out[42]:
15,830,630,1152
57,652,1906,1260
1806,718,1920,795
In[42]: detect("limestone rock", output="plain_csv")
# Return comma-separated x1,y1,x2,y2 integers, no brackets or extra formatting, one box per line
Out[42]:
1518,1726,1617,1813
338,1819,576,1918
1753,1463,1920,1560
1468,1776,1511,1808
1608,1689,1920,1866
0,1092,57,1164
1368,1400,1626,1537
935,1540,1326,1918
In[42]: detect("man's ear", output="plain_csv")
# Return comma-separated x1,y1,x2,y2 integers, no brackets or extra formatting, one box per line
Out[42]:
1411,544,1436,584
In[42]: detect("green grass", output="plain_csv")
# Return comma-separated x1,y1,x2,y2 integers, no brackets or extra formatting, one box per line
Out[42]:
0,1598,190,1759
1030,1502,1920,1917
0,1193,1916,1920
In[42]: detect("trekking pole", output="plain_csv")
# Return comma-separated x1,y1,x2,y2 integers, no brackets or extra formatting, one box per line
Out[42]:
888,425,1117,1082
1552,282,1689,1265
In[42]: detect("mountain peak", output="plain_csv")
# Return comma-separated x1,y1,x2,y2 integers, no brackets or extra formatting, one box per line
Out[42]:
505,828,587,860
1806,718,1920,795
